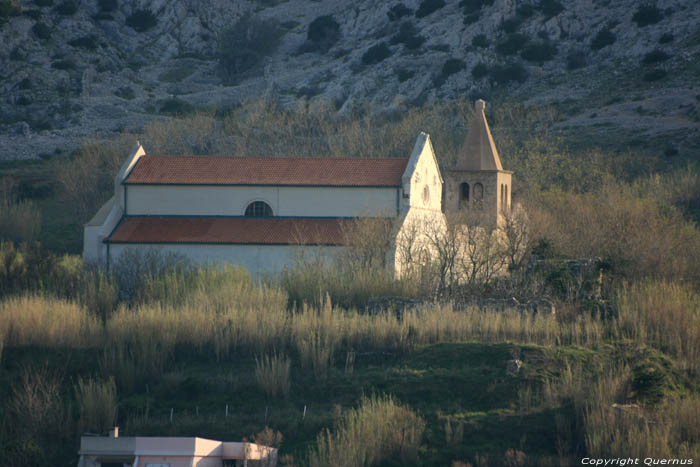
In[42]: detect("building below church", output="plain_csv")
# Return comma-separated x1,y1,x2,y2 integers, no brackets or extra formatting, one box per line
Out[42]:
83,100,510,277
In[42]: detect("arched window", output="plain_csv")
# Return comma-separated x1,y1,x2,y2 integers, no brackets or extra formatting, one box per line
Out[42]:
460,182,470,201
245,201,273,217
501,184,504,211
473,183,484,201
505,184,509,210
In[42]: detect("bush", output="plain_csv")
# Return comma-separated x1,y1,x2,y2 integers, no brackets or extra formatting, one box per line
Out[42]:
75,377,117,433
390,21,425,50
496,33,529,55
55,0,77,15
591,28,616,50
307,15,340,51
114,86,135,100
396,68,414,82
34,0,53,6
642,49,671,64
538,0,564,18
0,0,21,24
460,0,493,14
125,9,157,32
658,33,673,44
520,41,557,62
501,16,522,33
472,33,489,48
23,8,41,19
32,22,51,40
566,50,587,70
69,35,98,50
490,62,528,85
218,15,282,82
361,42,392,65
434,58,465,87
98,0,117,12
471,62,488,79
387,3,412,21
415,0,445,18
643,69,667,81
51,59,76,70
158,97,195,116
632,3,663,27
516,4,536,18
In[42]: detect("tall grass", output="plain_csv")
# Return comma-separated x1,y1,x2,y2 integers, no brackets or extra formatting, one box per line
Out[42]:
255,352,291,399
0,295,102,347
75,377,117,434
614,281,700,374
309,394,425,467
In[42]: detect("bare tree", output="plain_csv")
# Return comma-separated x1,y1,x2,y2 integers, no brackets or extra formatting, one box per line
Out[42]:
502,203,531,271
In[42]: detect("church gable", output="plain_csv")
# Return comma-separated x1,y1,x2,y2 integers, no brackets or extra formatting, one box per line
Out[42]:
401,133,443,213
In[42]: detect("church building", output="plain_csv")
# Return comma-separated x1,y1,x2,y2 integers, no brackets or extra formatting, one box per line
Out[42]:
83,99,509,277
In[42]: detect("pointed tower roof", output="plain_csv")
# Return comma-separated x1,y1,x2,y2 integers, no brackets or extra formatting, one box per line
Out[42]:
455,99,503,171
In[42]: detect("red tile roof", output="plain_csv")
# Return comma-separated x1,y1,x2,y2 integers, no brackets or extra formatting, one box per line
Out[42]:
106,217,358,245
124,156,409,187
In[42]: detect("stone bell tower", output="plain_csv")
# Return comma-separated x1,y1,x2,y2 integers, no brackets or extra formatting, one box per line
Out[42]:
444,99,512,227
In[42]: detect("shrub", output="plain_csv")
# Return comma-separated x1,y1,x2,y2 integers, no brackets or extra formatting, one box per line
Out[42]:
114,86,135,100
307,15,340,51
218,15,282,82
472,33,489,48
0,193,41,244
632,3,663,27
643,69,666,81
0,0,21,24
501,16,522,33
642,49,670,64
460,0,493,14
496,33,529,55
23,8,41,19
390,21,425,50
471,62,488,79
361,42,392,65
32,21,51,40
125,8,157,32
520,41,557,62
55,0,77,15
69,35,98,50
396,68,414,82
415,0,445,18
516,4,536,18
490,62,528,85
387,3,412,21
34,0,53,6
566,50,587,70
98,0,117,12
441,58,466,77
591,28,616,50
658,33,673,44
538,0,564,18
51,59,77,70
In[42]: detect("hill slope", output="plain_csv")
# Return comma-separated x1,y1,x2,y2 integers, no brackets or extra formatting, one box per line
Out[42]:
1,0,699,159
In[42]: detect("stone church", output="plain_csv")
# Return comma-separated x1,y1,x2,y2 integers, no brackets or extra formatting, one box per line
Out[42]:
83,100,511,276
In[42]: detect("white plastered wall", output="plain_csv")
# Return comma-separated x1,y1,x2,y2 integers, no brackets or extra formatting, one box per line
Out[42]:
125,185,399,217
391,133,447,277
83,143,146,264
108,243,344,278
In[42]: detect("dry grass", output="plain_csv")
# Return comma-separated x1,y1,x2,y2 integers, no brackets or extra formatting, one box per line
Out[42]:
75,377,117,434
309,394,425,467
255,352,291,399
614,281,700,374
0,295,102,347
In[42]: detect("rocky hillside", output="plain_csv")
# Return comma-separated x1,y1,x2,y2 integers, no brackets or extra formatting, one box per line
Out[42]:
1,0,699,160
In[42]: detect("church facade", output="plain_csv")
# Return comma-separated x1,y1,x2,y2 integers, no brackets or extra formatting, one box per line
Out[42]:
83,100,509,277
